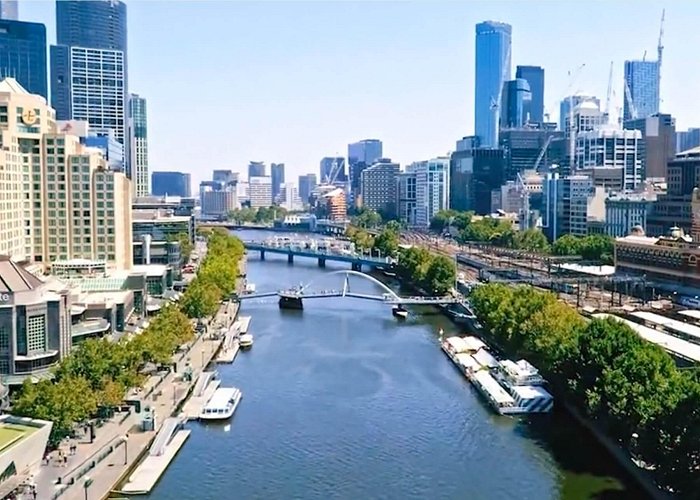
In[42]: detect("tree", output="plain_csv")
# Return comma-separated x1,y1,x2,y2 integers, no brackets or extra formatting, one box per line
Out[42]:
176,232,194,263
552,234,581,256
512,228,550,253
423,255,456,295
180,279,220,319
353,208,382,229
373,228,399,257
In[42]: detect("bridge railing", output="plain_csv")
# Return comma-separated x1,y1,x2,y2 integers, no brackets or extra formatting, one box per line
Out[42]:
244,240,391,263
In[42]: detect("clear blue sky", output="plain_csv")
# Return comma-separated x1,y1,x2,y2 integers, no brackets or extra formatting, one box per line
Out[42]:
19,0,699,188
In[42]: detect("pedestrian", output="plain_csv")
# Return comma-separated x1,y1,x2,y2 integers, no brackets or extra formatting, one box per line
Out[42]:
63,455,68,466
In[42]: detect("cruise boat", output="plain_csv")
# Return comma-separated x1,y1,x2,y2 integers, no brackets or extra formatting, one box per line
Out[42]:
200,387,243,420
239,334,254,348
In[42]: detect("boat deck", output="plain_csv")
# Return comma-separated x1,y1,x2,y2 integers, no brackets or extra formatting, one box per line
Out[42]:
216,341,240,363
118,430,191,495
235,316,252,334
182,379,220,419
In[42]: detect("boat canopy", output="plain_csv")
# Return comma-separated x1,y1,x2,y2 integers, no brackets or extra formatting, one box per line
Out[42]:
455,353,480,371
473,371,514,405
472,349,499,369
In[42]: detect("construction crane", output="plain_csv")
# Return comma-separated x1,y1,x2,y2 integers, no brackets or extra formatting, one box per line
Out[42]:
657,9,665,105
566,63,586,171
624,79,638,120
605,61,613,123
517,134,554,230
489,41,512,146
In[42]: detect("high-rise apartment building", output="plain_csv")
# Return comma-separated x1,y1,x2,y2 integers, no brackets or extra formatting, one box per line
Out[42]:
500,78,531,129
200,186,237,219
515,65,544,125
212,170,237,185
50,0,128,167
0,0,18,20
624,113,675,179
542,173,604,240
248,176,272,208
298,174,317,205
624,60,660,121
152,171,191,197
576,127,644,191
248,161,265,179
0,20,47,99
397,171,417,226
271,163,285,202
475,21,512,147
359,160,399,216
127,93,148,197
414,157,450,227
280,183,302,211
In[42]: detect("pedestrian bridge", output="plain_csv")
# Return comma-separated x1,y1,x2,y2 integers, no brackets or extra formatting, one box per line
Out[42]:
238,270,463,310
243,239,391,271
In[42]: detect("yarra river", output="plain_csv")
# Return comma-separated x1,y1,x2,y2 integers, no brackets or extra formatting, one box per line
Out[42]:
147,230,647,499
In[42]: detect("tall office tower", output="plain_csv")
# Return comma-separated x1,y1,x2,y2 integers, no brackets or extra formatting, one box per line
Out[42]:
212,170,237,184
271,163,285,202
348,139,383,165
319,157,346,184
280,183,302,211
500,78,531,129
248,161,265,178
576,127,644,191
50,0,128,159
200,185,237,219
152,171,192,197
248,176,272,208
515,66,544,125
0,20,47,98
475,21,512,147
0,78,54,261
413,157,450,227
559,95,601,131
625,113,676,179
298,174,317,206
624,60,660,121
359,160,400,216
0,0,18,20
127,93,148,196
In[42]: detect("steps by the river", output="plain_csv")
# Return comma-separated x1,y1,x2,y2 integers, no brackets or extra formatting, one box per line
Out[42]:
150,417,181,457
182,378,221,419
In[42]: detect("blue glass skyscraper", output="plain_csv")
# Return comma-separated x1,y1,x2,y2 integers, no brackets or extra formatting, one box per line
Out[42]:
515,65,544,125
56,0,127,51
0,20,47,98
475,21,512,148
500,79,531,129
623,60,659,121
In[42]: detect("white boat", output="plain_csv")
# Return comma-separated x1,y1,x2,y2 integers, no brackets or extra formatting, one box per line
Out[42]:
200,387,242,420
239,334,254,348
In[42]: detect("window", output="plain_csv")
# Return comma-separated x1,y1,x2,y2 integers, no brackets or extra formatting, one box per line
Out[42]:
0,325,8,350
27,315,46,353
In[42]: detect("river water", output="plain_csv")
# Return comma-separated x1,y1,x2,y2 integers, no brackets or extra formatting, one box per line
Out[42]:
147,230,646,500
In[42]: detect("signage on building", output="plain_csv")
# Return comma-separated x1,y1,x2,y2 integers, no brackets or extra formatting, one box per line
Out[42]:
0,293,12,304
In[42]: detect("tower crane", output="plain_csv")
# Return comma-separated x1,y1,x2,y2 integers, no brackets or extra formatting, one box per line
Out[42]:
566,64,586,171
624,79,638,120
489,41,512,147
657,9,665,106
605,61,613,124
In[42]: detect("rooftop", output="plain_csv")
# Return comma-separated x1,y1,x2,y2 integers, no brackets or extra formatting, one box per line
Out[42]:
0,256,44,293
0,422,36,453
0,77,29,95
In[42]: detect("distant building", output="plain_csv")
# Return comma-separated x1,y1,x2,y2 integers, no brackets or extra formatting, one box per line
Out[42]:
449,136,480,212
543,173,604,240
605,191,657,237
414,157,450,227
298,174,317,206
0,0,18,20
348,139,382,167
312,187,346,222
212,170,237,184
0,19,47,98
624,59,660,121
500,78,531,129
677,129,700,154
499,128,565,181
84,130,124,171
349,161,368,198
127,94,149,197
559,95,601,131
132,195,196,217
248,176,272,208
200,184,237,219
248,161,265,179
475,20,512,147
472,148,506,215
0,257,72,384
132,209,194,268
359,160,399,216
271,163,285,202
515,65,544,125
624,113,675,179
151,172,191,198
280,182,303,211
575,126,644,191
397,171,417,226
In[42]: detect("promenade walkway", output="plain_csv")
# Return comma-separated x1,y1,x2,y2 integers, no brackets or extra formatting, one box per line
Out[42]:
31,297,239,500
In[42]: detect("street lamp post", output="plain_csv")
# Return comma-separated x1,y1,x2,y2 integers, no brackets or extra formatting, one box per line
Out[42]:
83,476,93,500
123,434,129,465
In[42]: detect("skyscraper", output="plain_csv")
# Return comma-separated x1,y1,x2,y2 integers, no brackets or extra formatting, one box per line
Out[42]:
414,158,450,227
0,20,47,99
0,0,18,20
212,170,237,184
359,160,399,216
271,163,285,202
152,172,192,197
475,21,512,147
50,0,128,156
623,60,660,121
298,174,317,205
500,78,531,129
248,161,265,178
515,65,544,125
348,139,383,165
128,93,148,196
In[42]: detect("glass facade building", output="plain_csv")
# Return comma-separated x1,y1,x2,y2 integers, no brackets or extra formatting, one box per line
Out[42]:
298,174,317,205
623,60,660,121
500,78,531,129
348,139,383,165
151,171,192,198
515,65,544,125
128,93,148,196
56,0,127,52
271,163,285,202
84,130,124,171
0,20,47,98
475,21,512,148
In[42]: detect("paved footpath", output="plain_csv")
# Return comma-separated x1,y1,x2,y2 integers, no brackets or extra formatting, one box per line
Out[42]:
32,298,238,500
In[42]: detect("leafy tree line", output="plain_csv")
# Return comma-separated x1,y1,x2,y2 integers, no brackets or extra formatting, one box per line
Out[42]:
430,209,613,261
13,229,245,446
228,206,287,225
469,283,700,495
396,247,456,295
346,221,401,258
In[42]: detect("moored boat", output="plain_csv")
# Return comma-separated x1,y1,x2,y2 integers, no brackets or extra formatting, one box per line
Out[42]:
200,387,243,420
239,333,254,348
392,306,408,319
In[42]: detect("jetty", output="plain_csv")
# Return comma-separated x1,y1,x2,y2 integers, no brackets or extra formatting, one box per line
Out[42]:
182,371,221,419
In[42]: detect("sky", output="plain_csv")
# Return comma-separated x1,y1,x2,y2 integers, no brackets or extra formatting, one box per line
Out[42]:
18,0,700,188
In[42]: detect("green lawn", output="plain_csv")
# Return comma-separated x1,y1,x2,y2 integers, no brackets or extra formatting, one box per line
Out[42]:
0,424,36,452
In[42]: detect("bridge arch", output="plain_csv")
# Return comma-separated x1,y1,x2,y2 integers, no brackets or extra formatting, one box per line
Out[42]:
300,270,400,299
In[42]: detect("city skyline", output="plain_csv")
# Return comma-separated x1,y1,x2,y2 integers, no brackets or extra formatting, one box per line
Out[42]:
18,1,700,188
